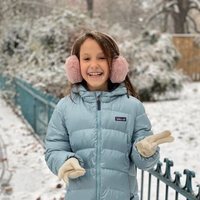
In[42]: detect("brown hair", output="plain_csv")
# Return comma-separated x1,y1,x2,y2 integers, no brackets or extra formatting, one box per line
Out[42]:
66,30,138,98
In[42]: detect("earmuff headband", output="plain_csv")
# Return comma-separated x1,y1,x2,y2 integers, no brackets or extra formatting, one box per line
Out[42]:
65,55,129,84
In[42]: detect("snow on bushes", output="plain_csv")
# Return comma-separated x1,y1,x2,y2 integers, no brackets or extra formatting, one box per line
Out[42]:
0,10,106,97
0,10,188,101
128,30,189,101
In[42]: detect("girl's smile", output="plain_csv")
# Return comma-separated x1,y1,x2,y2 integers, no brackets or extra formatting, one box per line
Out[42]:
87,69,103,77
79,38,110,91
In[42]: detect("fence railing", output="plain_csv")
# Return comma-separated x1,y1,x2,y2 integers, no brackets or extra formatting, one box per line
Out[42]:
138,158,200,200
0,75,199,200
0,75,59,142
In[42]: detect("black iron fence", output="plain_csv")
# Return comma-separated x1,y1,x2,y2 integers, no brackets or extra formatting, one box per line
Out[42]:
138,158,200,200
0,74,199,200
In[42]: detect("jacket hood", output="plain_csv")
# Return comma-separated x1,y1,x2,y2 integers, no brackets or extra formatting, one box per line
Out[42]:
71,83,127,103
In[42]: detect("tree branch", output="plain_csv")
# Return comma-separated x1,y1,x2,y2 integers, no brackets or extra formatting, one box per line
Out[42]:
144,9,165,28
144,0,179,29
185,19,190,33
165,0,179,9
190,6,200,11
189,0,200,9
187,15,200,33
1,0,61,16
163,12,170,32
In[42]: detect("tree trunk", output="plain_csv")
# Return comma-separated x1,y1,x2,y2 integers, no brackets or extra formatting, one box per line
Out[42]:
172,12,186,33
86,0,93,18
172,0,189,33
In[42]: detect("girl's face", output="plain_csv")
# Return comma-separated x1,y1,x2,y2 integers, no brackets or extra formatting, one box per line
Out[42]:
79,38,110,91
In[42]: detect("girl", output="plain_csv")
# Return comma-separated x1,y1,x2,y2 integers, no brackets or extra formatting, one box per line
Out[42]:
45,31,174,200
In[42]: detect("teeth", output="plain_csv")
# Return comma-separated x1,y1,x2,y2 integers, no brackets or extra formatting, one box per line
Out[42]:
88,72,102,76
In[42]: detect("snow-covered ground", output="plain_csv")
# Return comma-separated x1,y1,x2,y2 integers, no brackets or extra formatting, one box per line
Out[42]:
0,96,65,199
139,81,200,199
146,82,200,184
0,81,200,200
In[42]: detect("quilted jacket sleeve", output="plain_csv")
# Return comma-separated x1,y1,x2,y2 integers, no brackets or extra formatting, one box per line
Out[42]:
130,100,160,170
45,98,84,175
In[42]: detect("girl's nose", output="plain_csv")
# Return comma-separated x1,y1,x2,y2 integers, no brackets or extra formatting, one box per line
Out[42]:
89,59,99,67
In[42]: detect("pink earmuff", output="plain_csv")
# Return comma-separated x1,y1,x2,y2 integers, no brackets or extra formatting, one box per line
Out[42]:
65,55,129,84
65,55,83,84
110,56,129,83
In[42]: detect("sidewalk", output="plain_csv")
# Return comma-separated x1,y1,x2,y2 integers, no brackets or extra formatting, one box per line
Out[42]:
0,94,65,200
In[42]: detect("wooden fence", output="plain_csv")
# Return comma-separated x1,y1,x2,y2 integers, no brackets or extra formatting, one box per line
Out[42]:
173,34,200,81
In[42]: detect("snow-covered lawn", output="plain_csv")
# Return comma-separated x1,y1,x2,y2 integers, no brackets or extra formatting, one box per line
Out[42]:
146,81,200,185
0,81,199,200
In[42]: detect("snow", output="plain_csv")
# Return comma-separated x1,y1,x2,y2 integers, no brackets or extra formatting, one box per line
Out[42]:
0,8,186,102
0,82,200,199
140,82,200,199
146,81,200,185
0,96,65,199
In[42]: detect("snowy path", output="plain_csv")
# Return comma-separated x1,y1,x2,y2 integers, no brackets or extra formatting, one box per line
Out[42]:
0,95,65,200
0,82,200,199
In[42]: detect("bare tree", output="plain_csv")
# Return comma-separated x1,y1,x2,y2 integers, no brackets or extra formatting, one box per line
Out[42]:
86,0,94,18
95,0,146,36
0,0,58,23
145,0,200,33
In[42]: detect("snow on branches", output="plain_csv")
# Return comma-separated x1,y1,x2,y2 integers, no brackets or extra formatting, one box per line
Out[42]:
0,10,188,101
128,30,188,101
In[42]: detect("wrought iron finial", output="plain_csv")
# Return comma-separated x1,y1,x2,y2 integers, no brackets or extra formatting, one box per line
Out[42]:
183,169,196,194
196,185,200,199
154,161,162,174
174,171,182,188
163,158,173,180
149,158,200,199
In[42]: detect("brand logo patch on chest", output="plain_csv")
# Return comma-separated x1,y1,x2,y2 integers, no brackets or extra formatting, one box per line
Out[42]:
115,116,126,122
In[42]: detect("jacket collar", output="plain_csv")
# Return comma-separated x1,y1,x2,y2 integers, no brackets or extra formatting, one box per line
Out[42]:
71,83,127,103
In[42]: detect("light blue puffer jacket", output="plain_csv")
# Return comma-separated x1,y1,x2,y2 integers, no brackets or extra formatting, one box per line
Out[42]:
45,84,160,200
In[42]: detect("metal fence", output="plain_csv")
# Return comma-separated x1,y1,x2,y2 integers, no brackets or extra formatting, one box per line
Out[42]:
138,158,200,200
0,75,59,141
0,75,200,200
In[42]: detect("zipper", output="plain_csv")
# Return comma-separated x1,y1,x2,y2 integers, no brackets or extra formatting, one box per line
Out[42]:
96,94,101,200
97,96,101,110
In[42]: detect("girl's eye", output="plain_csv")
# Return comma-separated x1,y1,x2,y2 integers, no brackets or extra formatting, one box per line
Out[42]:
83,58,90,61
99,57,106,60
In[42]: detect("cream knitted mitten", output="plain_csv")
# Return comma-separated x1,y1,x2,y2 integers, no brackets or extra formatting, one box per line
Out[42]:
58,157,86,184
135,130,174,157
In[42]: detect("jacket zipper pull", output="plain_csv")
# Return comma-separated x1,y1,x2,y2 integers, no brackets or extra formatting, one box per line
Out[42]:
97,96,101,110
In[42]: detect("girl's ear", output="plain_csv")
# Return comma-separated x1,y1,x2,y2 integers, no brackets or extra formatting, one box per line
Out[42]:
65,55,83,84
110,56,129,83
